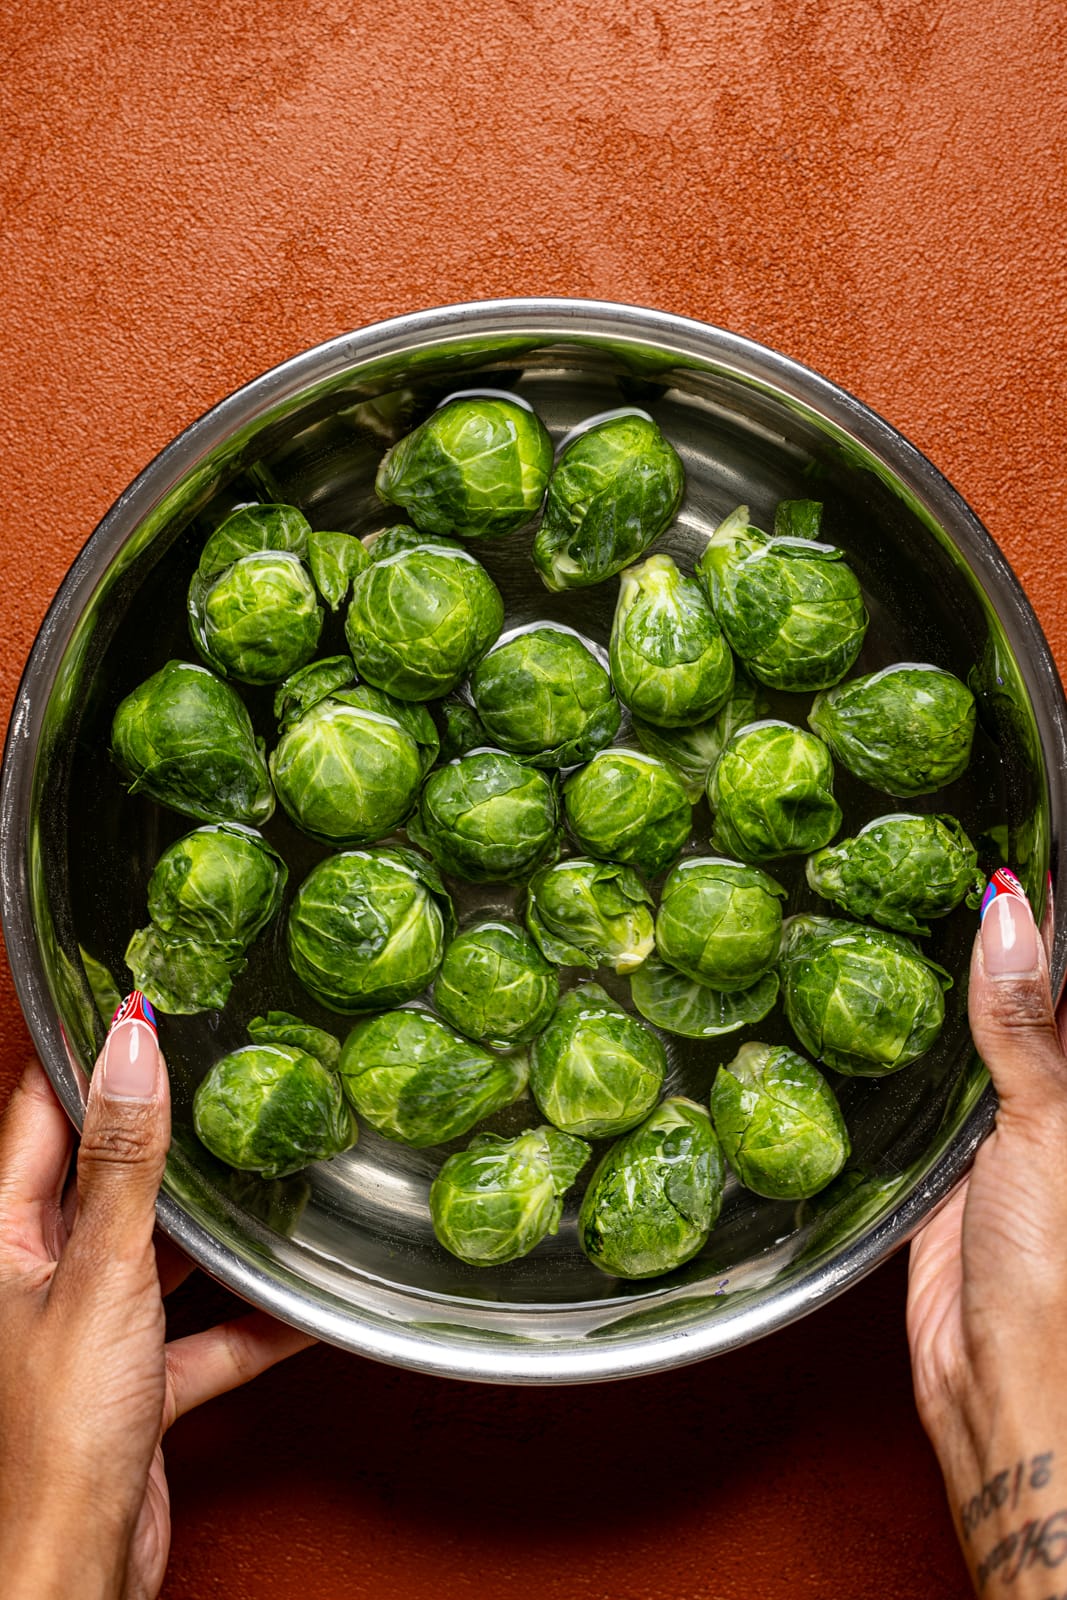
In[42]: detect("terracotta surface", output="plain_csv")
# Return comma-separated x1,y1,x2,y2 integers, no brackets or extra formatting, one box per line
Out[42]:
3,0,1066,1595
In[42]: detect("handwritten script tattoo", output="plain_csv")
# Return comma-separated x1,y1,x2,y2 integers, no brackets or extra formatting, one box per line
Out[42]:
976,1510,1067,1590
963,1455,1056,1542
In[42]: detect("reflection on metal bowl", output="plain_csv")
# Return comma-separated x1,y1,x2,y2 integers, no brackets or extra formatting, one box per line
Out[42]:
3,299,1066,1383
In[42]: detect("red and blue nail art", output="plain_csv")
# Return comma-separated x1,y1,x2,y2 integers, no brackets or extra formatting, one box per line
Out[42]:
980,867,1028,922
109,990,158,1035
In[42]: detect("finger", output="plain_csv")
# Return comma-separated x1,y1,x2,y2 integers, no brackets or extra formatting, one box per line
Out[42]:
163,1312,316,1430
970,872,1067,1121
0,1057,74,1260
155,1232,195,1297
63,995,170,1272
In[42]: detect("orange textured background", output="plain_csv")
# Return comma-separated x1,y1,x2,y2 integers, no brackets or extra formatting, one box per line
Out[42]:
3,1,1067,1595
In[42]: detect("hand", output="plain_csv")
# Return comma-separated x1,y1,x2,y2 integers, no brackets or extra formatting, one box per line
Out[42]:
908,875,1067,1597
0,1001,314,1600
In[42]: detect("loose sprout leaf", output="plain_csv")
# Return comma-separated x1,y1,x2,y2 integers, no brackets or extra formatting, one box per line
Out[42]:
579,1099,725,1278
710,1041,850,1200
532,414,684,591
274,656,358,730
773,498,824,540
610,554,734,728
247,1010,342,1073
125,925,241,1015
193,1044,355,1179
198,502,312,579
808,664,977,797
78,947,123,1024
630,961,779,1038
308,531,370,610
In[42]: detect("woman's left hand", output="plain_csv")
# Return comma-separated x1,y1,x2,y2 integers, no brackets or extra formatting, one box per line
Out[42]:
0,1003,314,1600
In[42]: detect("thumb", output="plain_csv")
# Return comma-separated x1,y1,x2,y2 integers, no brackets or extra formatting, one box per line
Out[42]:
970,870,1066,1122
69,993,170,1263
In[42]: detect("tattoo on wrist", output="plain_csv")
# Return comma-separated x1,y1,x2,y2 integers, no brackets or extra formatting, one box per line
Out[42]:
975,1510,1067,1590
962,1454,1056,1541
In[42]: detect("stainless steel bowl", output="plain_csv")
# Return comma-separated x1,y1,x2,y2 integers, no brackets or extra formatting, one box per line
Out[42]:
4,298,1066,1383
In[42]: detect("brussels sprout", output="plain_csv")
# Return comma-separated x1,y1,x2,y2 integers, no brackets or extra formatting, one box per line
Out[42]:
270,695,425,846
630,960,779,1039
193,1043,356,1179
125,924,241,1014
579,1098,725,1278
111,660,274,826
188,551,323,685
710,1041,850,1199
408,750,560,883
287,846,454,1013
530,982,666,1137
364,525,464,562
609,554,734,726
532,413,684,591
338,1009,527,1147
655,857,785,990
146,824,287,953
708,719,841,862
307,530,369,609
345,545,504,700
808,664,977,796
806,813,984,935
434,696,490,762
247,1010,342,1072
695,502,868,691
632,668,770,803
470,628,621,767
197,502,311,579
526,859,655,974
563,750,691,878
433,921,559,1048
376,397,553,539
430,1125,590,1266
779,914,951,1076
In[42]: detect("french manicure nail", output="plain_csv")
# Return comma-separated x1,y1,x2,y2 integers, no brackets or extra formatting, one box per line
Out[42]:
982,886,1040,977
101,993,159,1101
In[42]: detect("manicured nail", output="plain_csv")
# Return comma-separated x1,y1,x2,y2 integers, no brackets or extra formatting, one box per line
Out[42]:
101,993,159,1101
981,873,1040,976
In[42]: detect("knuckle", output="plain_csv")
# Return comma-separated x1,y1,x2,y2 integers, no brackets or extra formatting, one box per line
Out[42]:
78,1120,161,1171
978,976,1058,1035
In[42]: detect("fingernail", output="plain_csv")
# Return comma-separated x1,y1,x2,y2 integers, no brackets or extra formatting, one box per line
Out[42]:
101,993,159,1101
981,873,1040,976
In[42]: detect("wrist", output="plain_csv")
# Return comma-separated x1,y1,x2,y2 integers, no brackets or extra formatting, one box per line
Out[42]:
0,1516,125,1600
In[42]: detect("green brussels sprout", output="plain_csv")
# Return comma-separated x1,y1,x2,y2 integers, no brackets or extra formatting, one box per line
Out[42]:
579,1098,725,1278
779,914,951,1076
287,846,454,1013
408,750,560,884
188,551,323,685
111,660,274,826
526,859,655,974
808,664,977,796
562,749,692,879
631,668,770,803
193,1043,356,1179
247,1010,341,1072
532,413,684,591
433,921,559,1048
270,695,425,846
274,657,440,774
530,983,666,1137
695,502,868,691
307,530,369,610
609,554,734,726
197,502,311,579
364,525,464,562
376,397,553,539
470,628,621,767
434,695,490,762
125,924,240,1014
655,857,785,990
806,812,984,935
708,719,841,862
338,1008,527,1147
345,545,504,700
145,824,287,953
430,1125,590,1266
710,1041,850,1199
630,960,779,1039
